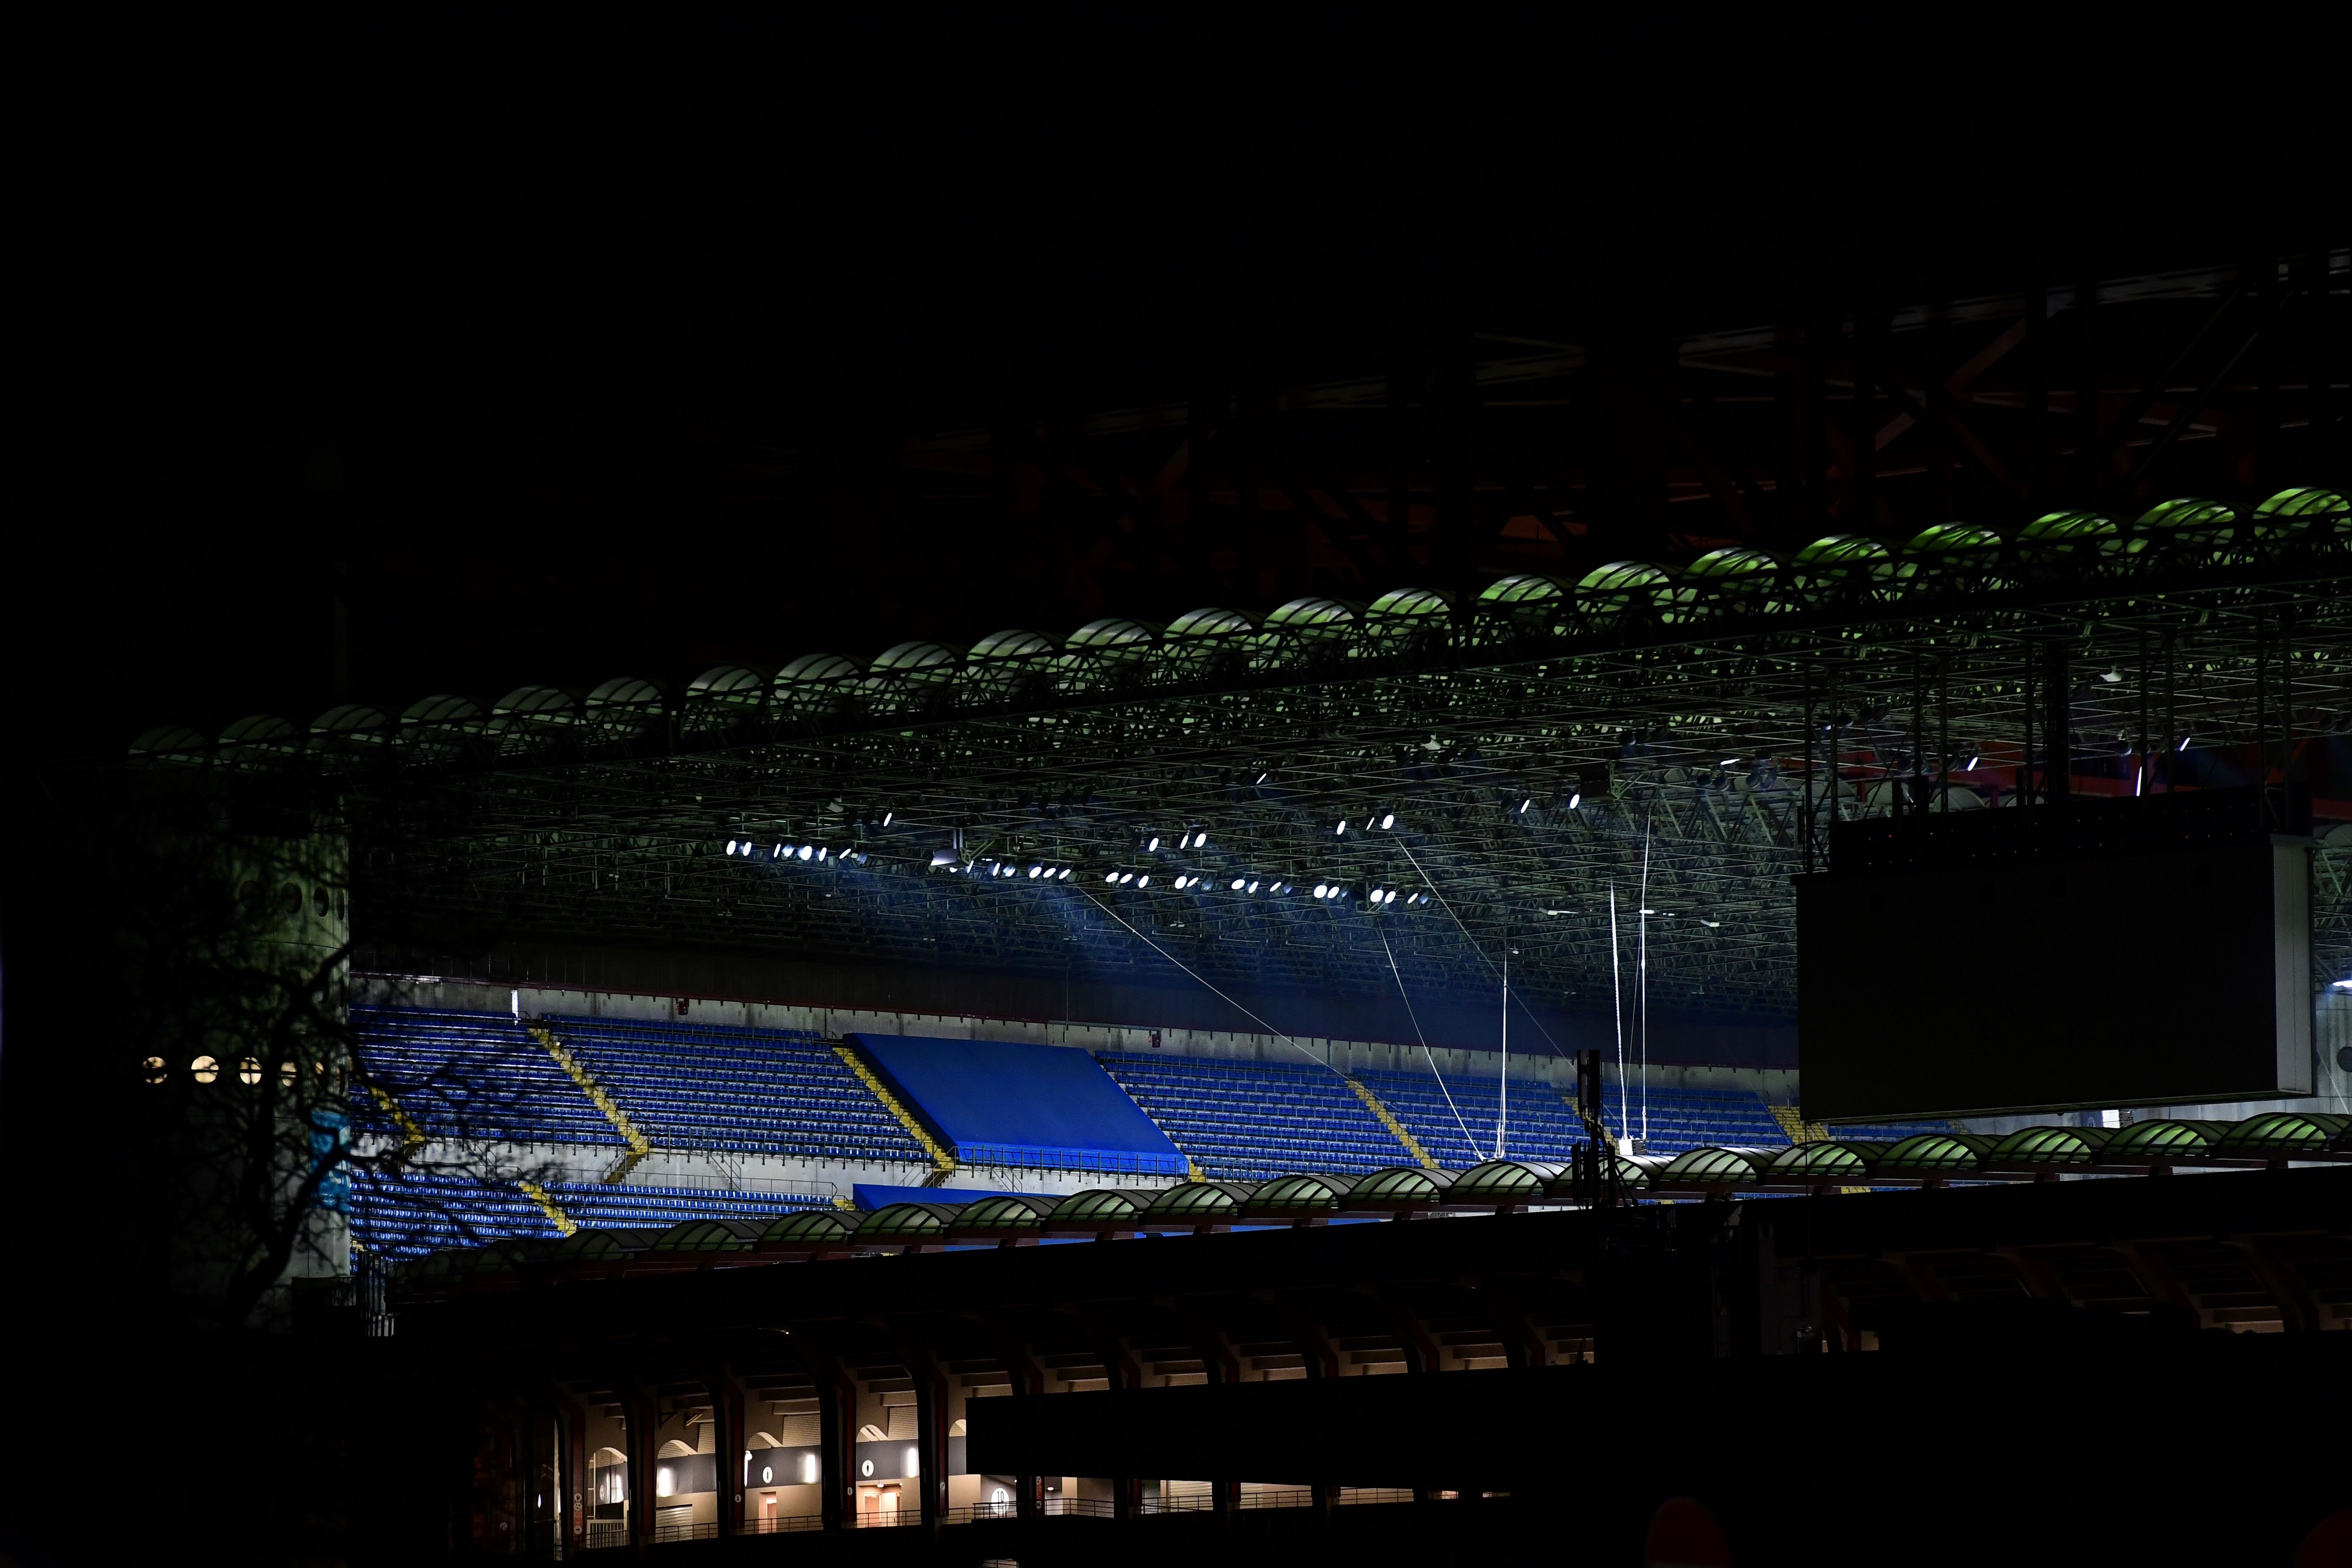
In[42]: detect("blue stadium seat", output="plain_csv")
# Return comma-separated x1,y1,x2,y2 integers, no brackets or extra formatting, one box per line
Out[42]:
1094,1052,1406,1181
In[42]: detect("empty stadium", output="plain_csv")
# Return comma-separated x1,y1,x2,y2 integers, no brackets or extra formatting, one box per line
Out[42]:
7,95,2348,1561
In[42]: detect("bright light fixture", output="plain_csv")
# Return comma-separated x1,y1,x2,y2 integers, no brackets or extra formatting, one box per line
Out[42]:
1313,883,1329,898
2178,735,2193,751
2100,670,2123,683
798,845,814,861
1058,867,1071,879
1104,871,1119,883
882,811,893,826
1148,837,1160,852
1230,878,1245,890
1336,820,1348,836
1029,864,1043,878
1380,814,1395,830
1701,919,1722,928
1119,872,1134,884
1137,874,1149,887
1247,880,1260,893
1519,798,1532,813
1721,757,1740,766
772,843,783,858
725,840,738,855
1196,831,1209,848
1567,792,1581,809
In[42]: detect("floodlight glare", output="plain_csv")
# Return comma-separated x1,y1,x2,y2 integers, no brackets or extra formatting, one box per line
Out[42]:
1029,864,1043,878
1567,792,1582,809
725,840,738,855
1519,798,1532,813
1336,820,1348,836
2178,735,2193,751
1147,837,1160,852
798,845,814,861
1136,875,1149,888
1379,814,1394,830
1370,887,1385,902
1057,868,1071,879
1313,883,1329,898
1195,831,1209,848
882,811,893,826
1721,757,1740,766
1247,880,1260,893
2101,670,2123,683
1104,871,1119,883
1118,872,1134,884
772,844,783,858
1230,878,1244,890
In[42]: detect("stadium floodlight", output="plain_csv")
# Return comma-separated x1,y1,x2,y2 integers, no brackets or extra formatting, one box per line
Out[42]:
882,811,893,826
1964,756,1979,771
1029,864,1042,878
1639,907,1656,915
2178,734,2193,751
1247,880,1260,893
1721,757,1740,766
1196,831,1209,848
1519,798,1532,813
2333,978,2352,991
1104,871,1119,883
1147,836,1160,852
1119,872,1134,884
1380,814,1394,830
1369,886,1385,902
798,845,814,861
1567,792,1581,809
1057,868,1071,879
1336,820,1348,836
1136,875,1149,888
2101,669,2123,683
1313,883,1329,898
1230,878,1245,890
725,840,739,855
772,844,783,858
1701,919,1722,928
819,847,830,861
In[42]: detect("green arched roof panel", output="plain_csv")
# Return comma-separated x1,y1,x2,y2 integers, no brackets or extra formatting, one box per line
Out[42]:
688,664,770,701
1348,1166,1454,1206
2097,1120,2219,1162
1657,1146,1770,1184
1245,1173,1352,1213
953,1195,1056,1231
311,703,392,735
551,1228,650,1259
1143,1180,1250,1219
761,1209,856,1245
1449,1159,1563,1204
1794,534,1895,574
2213,1112,2345,1157
1164,607,1256,638
493,685,577,719
777,653,863,683
1758,1142,1875,1182
652,1218,760,1253
1050,1188,1146,1225
1263,596,1360,630
855,1202,957,1239
1904,523,2004,558
2018,509,2124,564
1987,1126,2100,1165
1684,547,1780,582
968,629,1058,661
2134,498,2237,550
2249,485,2348,543
1874,1132,1992,1174
1064,618,1159,653
1367,588,1455,619
1476,573,1574,607
870,641,960,677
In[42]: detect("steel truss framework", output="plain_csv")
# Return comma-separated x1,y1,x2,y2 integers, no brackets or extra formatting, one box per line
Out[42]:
122,505,2352,1021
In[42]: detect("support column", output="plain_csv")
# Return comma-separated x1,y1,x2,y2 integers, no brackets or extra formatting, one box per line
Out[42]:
815,1360,859,1533
704,1367,746,1540
626,1386,659,1551
907,1346,950,1531
2042,642,2072,808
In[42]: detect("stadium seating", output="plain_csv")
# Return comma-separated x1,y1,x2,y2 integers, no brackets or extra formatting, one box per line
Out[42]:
350,1007,623,1147
1093,1051,1405,1181
350,1166,831,1258
545,1014,929,1163
1363,1070,1796,1162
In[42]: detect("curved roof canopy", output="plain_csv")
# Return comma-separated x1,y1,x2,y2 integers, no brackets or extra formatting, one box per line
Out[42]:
1656,1146,1771,1186
1244,1173,1353,1216
760,1209,856,1245
1987,1126,2104,1166
854,1202,958,1241
949,1195,1056,1236
1448,1159,1562,1205
2213,1112,2346,1157
1141,1180,1250,1221
1873,1132,1993,1176
651,1218,763,1252
1346,1166,1456,1208
1048,1188,1146,1229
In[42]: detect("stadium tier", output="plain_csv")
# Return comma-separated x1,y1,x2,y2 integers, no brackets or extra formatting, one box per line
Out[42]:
1094,1051,1419,1181
349,1007,624,1146
546,1014,928,1162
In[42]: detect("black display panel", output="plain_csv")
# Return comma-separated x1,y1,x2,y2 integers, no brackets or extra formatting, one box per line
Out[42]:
1798,792,2313,1122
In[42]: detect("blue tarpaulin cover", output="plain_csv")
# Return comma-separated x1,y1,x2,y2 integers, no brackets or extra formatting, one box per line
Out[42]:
845,1034,1188,1176
850,1183,1035,1211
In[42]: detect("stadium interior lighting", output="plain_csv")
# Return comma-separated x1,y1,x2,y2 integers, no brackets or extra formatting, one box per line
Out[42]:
1380,813,1395,829
725,840,739,855
771,844,783,858
1057,867,1071,879
1029,864,1043,878
798,845,813,861
1104,871,1119,883
1336,819,1348,836
2333,979,2352,991
1519,798,1532,813
1137,874,1149,887
1721,757,1740,766
1701,919,1722,928
1195,831,1209,848
2179,735,2194,750
1226,877,1241,890
1567,792,1582,809
2101,670,2124,683
1542,907,1570,915
881,811,893,827
1147,836,1160,852
1247,880,1260,893
1118,872,1134,884
1313,883,1329,898
1370,886,1386,901
931,849,957,868
1965,756,1979,771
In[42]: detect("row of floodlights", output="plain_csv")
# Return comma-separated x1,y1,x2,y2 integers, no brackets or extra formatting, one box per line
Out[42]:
724,839,868,866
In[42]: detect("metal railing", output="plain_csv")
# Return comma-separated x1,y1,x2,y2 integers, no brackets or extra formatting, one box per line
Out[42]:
650,1520,717,1544
956,1142,1190,1177
745,1514,825,1535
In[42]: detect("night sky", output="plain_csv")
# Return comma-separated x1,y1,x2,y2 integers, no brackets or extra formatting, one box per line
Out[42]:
16,12,2335,756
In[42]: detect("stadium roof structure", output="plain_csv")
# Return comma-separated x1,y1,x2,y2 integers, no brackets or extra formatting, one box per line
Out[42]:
114,486,2352,1019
